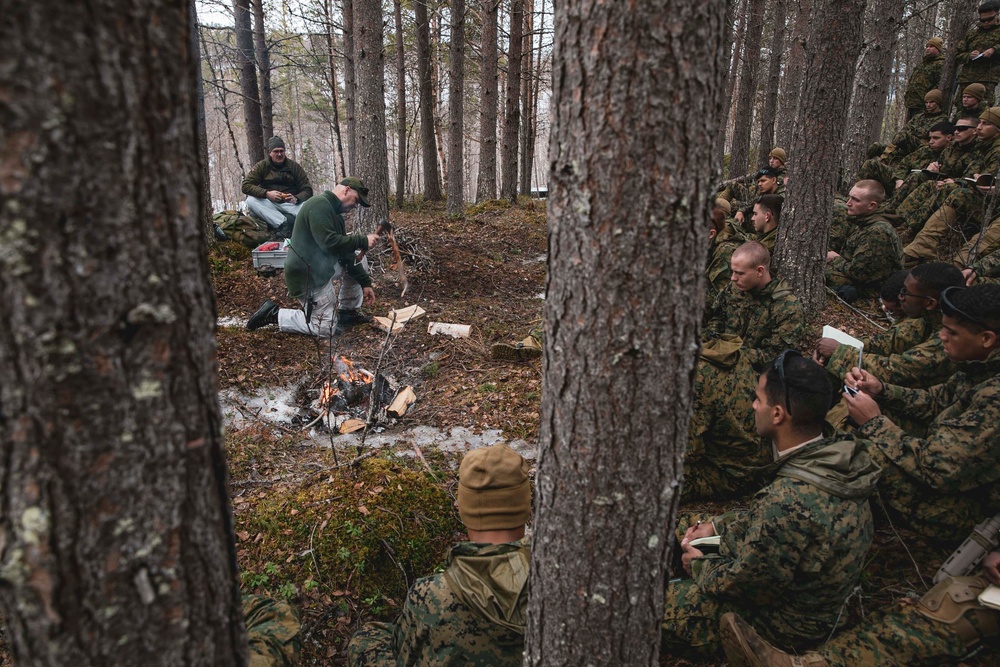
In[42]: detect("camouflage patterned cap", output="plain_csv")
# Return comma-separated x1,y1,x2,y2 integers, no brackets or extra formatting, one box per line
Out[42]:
458,444,531,531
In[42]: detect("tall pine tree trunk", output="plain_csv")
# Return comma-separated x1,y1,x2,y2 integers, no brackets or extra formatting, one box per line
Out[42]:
447,0,466,215
523,0,726,662
718,0,748,169
776,0,810,150
353,0,390,226
252,0,273,140
0,0,246,663
192,0,213,230
774,0,866,315
500,0,523,202
323,0,347,177
394,0,407,207
840,0,906,188
476,0,499,201
235,0,264,163
729,0,766,177
755,0,787,168
342,0,358,174
415,0,443,200
518,0,535,196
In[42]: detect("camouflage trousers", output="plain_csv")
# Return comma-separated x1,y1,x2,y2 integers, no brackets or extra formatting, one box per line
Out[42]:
244,594,302,667
888,173,931,214
905,187,985,260
866,447,985,547
819,577,999,667
348,622,396,666
662,579,750,659
897,180,951,234
954,215,1000,267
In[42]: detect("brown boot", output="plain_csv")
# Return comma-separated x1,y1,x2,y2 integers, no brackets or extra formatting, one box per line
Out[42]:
490,334,543,361
720,613,829,667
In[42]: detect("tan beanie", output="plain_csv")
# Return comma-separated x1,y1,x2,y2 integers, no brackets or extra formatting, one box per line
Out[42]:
458,444,531,531
965,83,987,102
981,106,1000,128
926,37,943,51
714,197,732,215
768,147,787,164
924,89,944,104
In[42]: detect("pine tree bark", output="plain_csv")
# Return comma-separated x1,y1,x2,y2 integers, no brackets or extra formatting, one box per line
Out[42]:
447,0,466,216
939,0,980,109
342,0,358,174
476,0,500,201
776,0,810,150
252,0,273,141
192,0,213,232
235,0,264,163
353,0,390,226
523,0,725,663
729,0,766,178
415,0,443,200
774,0,865,315
394,0,407,207
840,0,907,188
518,0,535,196
500,0,523,202
0,0,246,664
718,0,748,169
755,0,787,169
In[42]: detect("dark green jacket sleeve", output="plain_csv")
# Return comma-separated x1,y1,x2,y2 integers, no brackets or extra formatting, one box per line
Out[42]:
290,161,313,202
242,160,270,198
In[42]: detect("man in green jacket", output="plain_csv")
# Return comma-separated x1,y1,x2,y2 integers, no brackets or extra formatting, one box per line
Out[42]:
663,352,880,660
246,177,380,337
348,443,531,666
241,137,313,231
954,1,1000,110
843,283,1000,546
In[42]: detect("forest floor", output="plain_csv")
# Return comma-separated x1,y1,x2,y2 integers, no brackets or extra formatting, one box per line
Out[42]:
2,200,995,665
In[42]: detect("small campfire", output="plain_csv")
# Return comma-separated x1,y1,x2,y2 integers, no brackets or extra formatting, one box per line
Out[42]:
300,356,414,433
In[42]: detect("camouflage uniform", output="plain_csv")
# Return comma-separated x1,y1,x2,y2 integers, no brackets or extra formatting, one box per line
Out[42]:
971,247,1000,283
705,236,741,316
951,99,989,122
703,277,806,372
888,108,946,163
955,24,1000,104
858,348,1000,546
348,539,528,666
891,143,943,183
752,225,777,254
662,434,880,659
905,136,1000,260
682,355,762,501
812,575,999,666
825,310,957,389
895,141,980,229
904,54,945,113
243,594,302,667
826,212,904,299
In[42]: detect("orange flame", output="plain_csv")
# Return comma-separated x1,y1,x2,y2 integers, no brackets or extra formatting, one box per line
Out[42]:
336,355,374,384
319,380,338,407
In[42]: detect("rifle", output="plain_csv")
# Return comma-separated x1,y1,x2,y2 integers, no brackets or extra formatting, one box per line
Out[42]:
933,513,1000,583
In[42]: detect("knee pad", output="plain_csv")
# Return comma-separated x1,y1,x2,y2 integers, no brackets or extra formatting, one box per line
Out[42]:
917,576,1000,648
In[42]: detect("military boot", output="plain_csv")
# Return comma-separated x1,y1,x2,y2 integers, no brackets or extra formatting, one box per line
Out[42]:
246,299,279,331
334,309,372,335
720,613,829,667
491,333,543,361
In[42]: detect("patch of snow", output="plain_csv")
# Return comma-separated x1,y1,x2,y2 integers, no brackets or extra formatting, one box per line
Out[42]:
217,316,248,329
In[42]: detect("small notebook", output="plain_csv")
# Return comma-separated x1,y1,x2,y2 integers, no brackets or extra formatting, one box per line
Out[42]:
822,325,864,368
979,584,1000,610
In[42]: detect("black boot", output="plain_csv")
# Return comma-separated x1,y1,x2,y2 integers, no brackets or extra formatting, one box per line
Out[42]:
247,299,279,331
336,309,371,332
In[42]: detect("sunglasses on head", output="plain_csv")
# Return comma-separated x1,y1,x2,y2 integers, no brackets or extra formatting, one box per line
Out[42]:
773,349,804,416
941,286,997,332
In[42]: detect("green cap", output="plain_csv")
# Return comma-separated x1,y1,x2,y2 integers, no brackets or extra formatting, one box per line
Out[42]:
339,177,371,207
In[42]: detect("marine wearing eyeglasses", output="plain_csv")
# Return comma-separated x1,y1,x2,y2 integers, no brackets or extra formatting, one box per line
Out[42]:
816,263,963,390
843,283,1000,546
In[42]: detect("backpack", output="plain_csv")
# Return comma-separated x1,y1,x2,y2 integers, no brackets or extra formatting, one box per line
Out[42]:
214,210,271,248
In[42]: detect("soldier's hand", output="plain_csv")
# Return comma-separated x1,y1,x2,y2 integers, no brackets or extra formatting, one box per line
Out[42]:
266,190,285,203
984,551,1000,585
846,367,884,397
680,544,705,576
815,337,839,359
681,521,716,545
963,268,977,286
826,250,841,262
362,287,375,307
366,233,381,249
926,162,941,173
971,50,982,59
844,389,881,426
